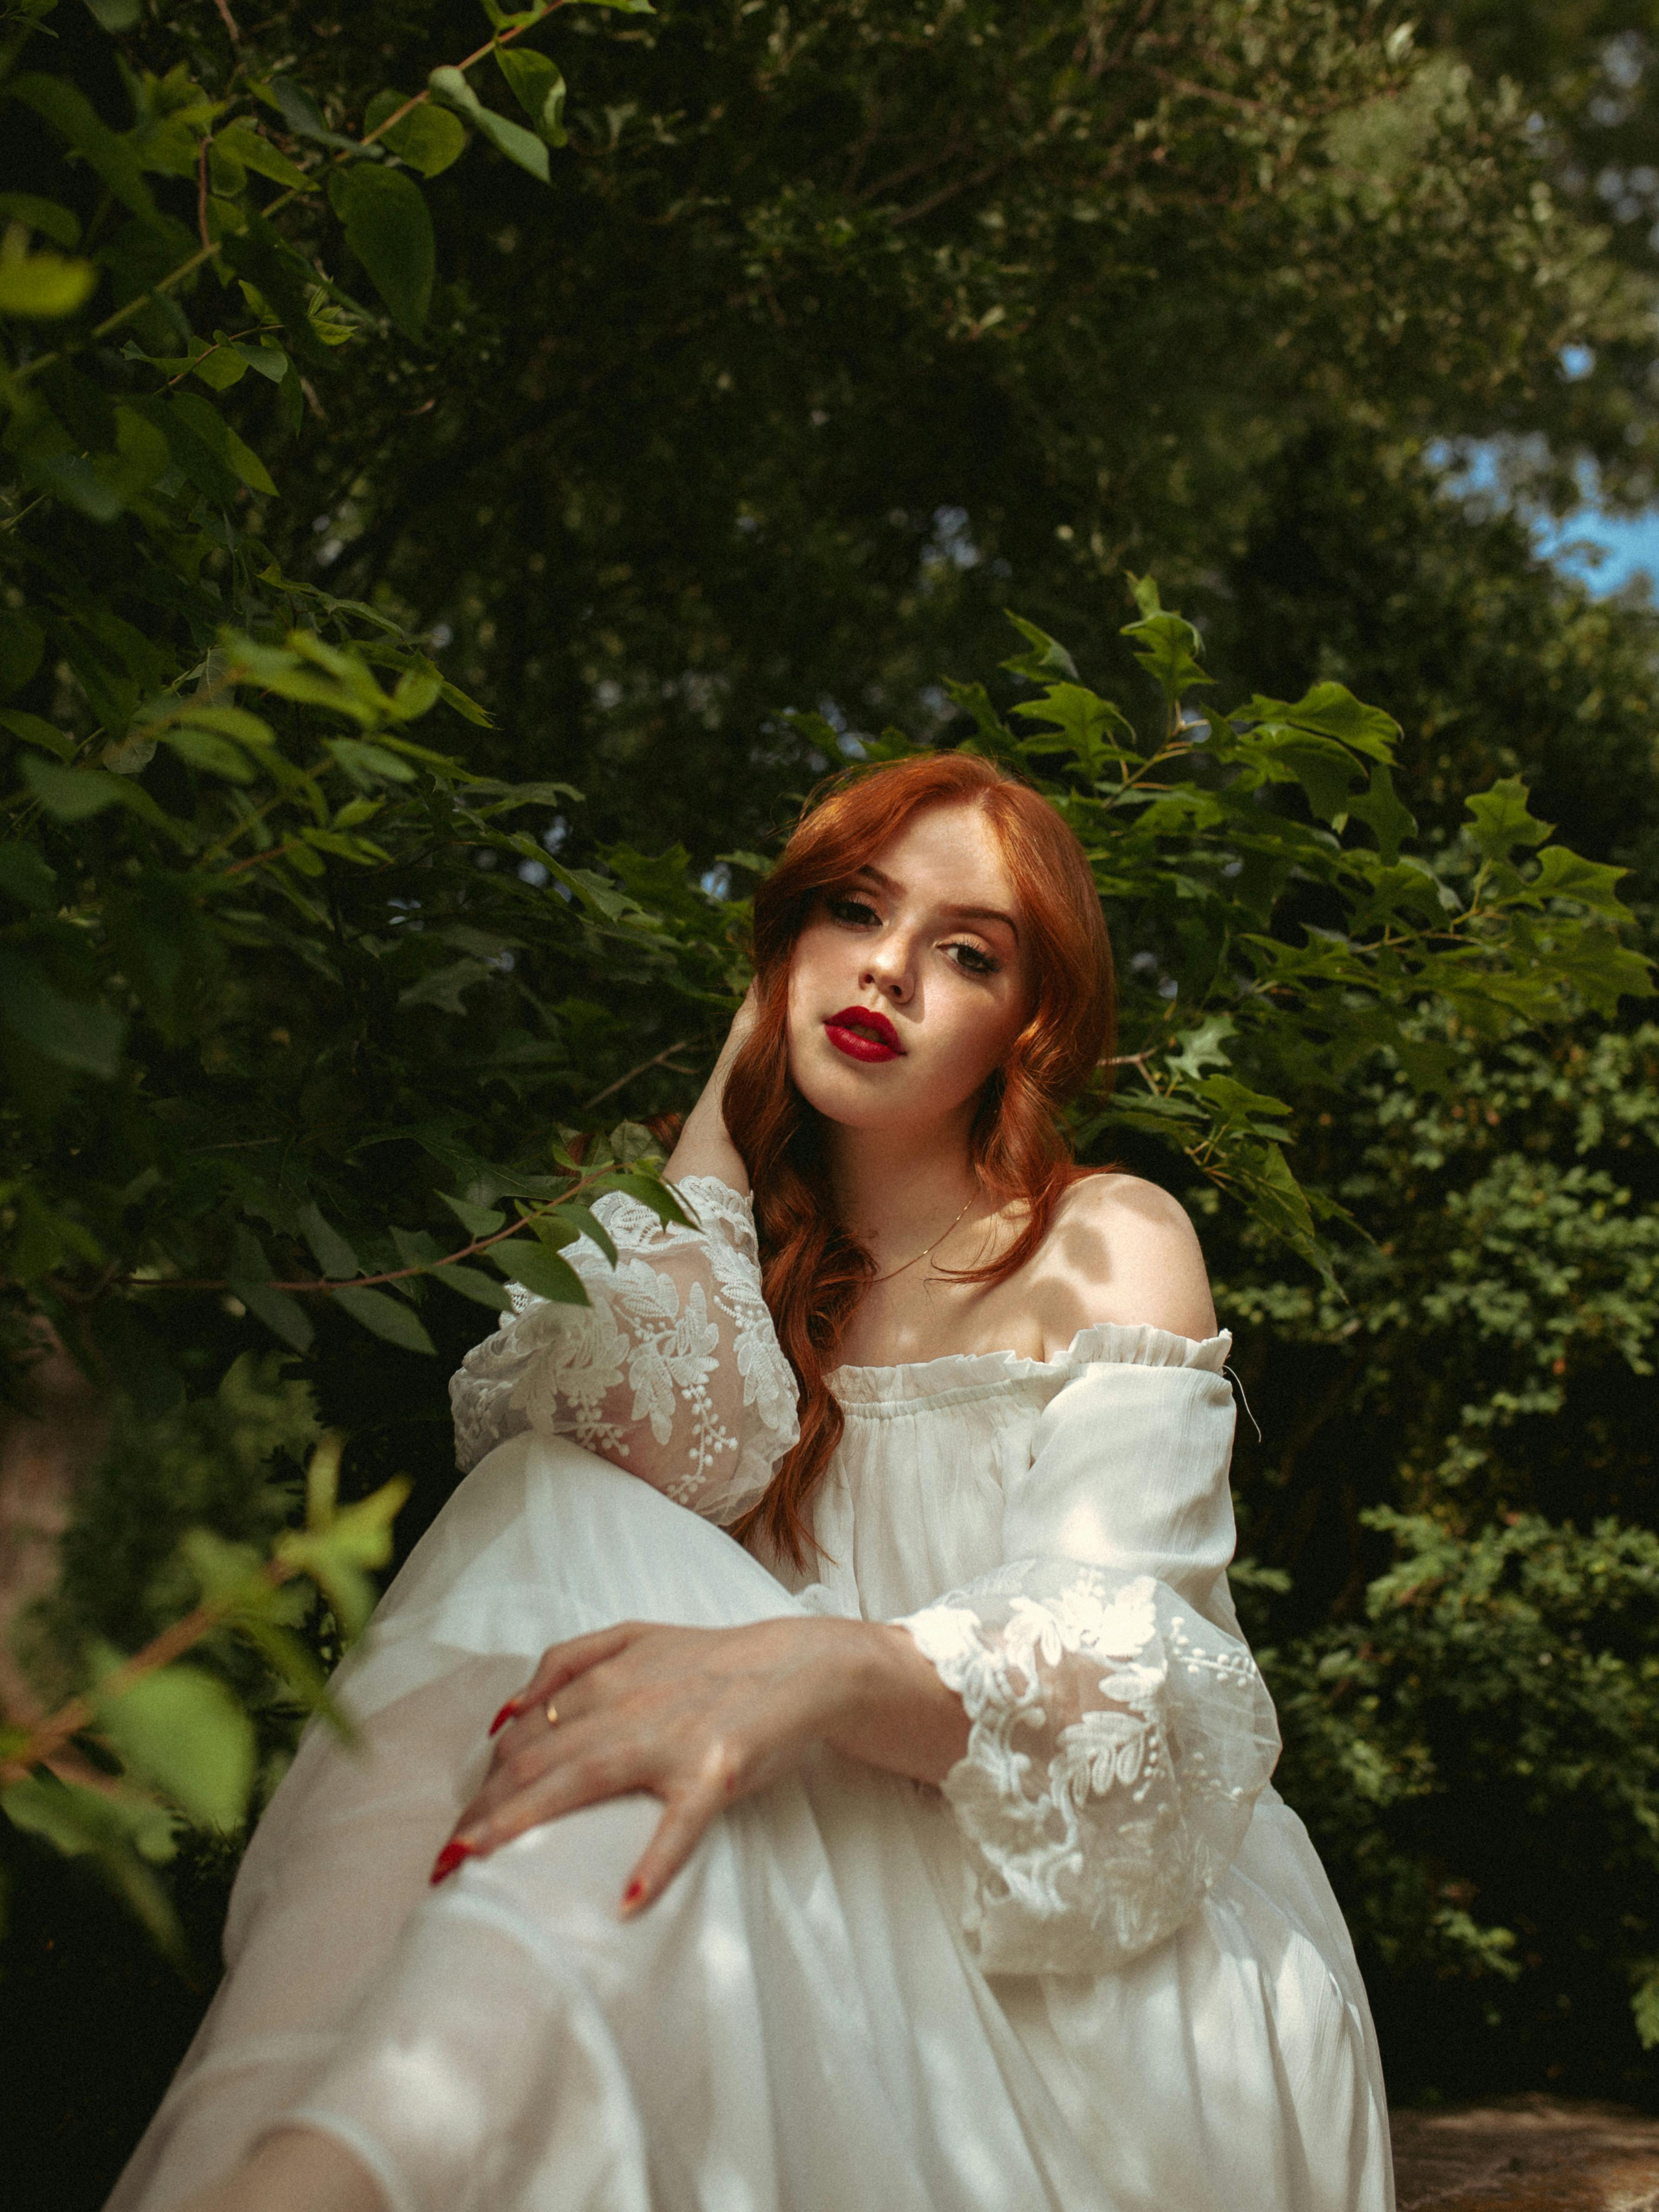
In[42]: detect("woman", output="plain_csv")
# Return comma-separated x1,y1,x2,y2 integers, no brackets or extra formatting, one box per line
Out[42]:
118,751,1393,2212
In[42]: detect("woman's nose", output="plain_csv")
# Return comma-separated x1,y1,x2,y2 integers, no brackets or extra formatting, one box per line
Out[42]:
862,945,911,1003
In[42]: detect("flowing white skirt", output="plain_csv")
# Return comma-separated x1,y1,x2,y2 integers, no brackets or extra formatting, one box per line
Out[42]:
108,1434,1394,2212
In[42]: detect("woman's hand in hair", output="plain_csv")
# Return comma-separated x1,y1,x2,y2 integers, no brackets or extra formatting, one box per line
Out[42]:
663,982,762,1194
433,1614,967,1913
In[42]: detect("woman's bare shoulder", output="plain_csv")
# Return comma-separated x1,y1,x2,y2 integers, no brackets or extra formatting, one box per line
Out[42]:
1038,1172,1218,1344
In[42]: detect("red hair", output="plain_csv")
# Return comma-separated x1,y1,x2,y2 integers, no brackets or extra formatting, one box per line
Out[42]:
725,751,1115,1566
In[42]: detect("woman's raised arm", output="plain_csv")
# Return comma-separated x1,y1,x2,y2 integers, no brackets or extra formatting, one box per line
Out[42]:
447,991,797,1525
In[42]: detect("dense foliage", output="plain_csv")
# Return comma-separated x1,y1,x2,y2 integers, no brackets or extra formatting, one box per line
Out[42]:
5,0,1659,2193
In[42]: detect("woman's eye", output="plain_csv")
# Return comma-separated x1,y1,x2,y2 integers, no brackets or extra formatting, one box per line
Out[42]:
946,940,999,977
827,896,880,927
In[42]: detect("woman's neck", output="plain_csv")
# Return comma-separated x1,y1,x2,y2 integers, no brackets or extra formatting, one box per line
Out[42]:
822,1108,980,1260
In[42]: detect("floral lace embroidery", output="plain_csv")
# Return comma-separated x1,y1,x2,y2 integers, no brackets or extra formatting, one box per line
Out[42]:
448,1177,798,1525
901,1563,1278,1974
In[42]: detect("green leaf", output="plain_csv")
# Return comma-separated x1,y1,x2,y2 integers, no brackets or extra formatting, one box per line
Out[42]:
1526,844,1632,917
96,1659,255,1832
1240,682,1400,763
364,91,469,178
234,341,291,386
493,1238,588,1303
298,1201,359,1280
185,334,248,391
438,1191,507,1237
331,1285,437,1354
433,1262,516,1311
159,726,257,781
232,1280,315,1353
594,1170,694,1229
82,0,142,28
1465,777,1553,863
999,613,1078,685
213,121,313,193
226,1228,315,1352
1275,736,1362,825
20,446,122,520
0,193,83,248
391,662,444,719
0,950,124,1076
256,77,364,155
0,244,98,318
328,163,434,340
19,755,120,817
398,956,491,1012
495,48,568,146
10,76,158,223
329,736,418,782
553,1200,618,1265
170,390,278,498
428,67,551,183
174,705,277,747
2,1776,185,1964
219,214,333,366
1344,761,1417,865
391,1226,443,1270
20,752,183,842
1164,1014,1236,1083
134,391,278,502
278,1474,408,1638
3,708,71,757
0,610,46,696
0,840,58,912
1120,576,1211,702
1009,682,1135,776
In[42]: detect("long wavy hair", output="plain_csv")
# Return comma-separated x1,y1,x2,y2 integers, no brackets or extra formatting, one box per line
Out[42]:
725,752,1116,1566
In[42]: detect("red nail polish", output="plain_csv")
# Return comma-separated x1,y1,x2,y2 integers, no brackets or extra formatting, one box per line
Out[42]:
431,1839,477,1886
487,1700,520,1737
621,1878,645,1909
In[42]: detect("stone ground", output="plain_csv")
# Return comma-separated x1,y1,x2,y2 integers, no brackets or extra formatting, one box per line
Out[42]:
1393,2097,1659,2211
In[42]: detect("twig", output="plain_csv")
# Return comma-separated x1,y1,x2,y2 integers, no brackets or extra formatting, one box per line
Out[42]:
582,1040,696,1110
118,1159,622,1299
15,7,569,384
0,1561,294,1784
196,141,211,252
213,0,241,41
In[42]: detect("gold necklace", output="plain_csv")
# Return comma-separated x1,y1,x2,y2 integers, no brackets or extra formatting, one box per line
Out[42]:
867,1193,977,1285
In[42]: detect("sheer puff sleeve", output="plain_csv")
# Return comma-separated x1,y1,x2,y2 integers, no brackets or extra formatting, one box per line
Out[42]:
897,1339,1281,1976
447,1175,799,1529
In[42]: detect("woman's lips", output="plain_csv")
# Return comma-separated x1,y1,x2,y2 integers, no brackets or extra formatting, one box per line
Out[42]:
824,1006,902,1062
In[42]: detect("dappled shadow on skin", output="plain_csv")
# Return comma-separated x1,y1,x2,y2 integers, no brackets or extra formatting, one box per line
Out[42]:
1392,2095,1659,2211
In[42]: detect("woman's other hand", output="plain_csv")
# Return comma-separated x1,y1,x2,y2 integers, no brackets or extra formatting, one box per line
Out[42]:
663,982,761,1193
431,1613,967,1914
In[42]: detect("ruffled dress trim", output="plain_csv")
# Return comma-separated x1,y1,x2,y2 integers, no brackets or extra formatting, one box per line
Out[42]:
830,1322,1231,1409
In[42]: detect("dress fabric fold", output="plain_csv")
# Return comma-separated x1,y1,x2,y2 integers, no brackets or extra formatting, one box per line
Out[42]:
109,1176,1395,2212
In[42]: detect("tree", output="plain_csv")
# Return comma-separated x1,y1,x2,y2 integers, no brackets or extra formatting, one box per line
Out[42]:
6,3,1659,2196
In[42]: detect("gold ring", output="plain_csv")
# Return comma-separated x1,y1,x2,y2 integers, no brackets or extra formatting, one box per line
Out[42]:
545,1699,560,1728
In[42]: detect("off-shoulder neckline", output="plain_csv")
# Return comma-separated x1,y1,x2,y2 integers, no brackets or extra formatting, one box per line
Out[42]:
829,1320,1232,1403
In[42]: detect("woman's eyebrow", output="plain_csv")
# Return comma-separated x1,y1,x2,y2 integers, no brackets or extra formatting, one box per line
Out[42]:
849,867,1020,939
944,903,1020,939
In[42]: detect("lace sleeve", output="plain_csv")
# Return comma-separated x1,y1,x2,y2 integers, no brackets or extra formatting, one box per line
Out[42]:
447,1175,798,1528
896,1353,1280,1976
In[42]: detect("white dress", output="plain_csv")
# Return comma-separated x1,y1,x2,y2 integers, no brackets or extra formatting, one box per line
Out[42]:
110,1177,1394,2212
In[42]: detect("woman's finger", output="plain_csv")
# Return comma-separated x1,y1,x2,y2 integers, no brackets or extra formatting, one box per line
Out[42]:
619,1783,724,1917
490,1623,644,1733
440,1734,656,1869
459,1707,622,1834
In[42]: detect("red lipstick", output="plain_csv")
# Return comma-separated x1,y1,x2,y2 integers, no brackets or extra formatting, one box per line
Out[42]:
824,1006,902,1062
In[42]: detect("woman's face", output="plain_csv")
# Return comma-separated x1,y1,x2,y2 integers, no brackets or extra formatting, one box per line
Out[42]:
785,798,1036,1134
